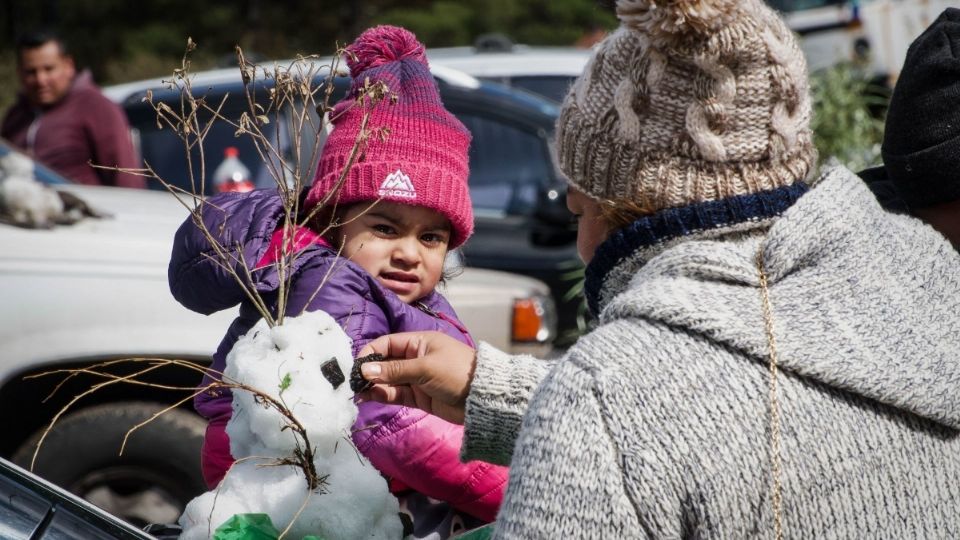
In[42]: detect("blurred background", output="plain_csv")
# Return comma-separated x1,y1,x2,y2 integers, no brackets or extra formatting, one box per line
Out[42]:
0,0,617,110
0,1,953,533
0,0,950,171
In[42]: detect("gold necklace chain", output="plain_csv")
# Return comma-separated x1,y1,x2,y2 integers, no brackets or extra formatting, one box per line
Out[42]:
756,246,784,540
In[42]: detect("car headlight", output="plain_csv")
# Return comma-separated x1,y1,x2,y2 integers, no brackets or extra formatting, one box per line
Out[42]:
511,294,556,343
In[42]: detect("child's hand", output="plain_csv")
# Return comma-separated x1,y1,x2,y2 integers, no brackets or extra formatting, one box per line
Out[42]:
357,331,476,425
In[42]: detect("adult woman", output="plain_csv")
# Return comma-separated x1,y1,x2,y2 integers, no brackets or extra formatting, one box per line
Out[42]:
360,0,960,536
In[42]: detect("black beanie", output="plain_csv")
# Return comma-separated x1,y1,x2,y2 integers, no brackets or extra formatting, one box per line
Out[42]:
882,7,960,209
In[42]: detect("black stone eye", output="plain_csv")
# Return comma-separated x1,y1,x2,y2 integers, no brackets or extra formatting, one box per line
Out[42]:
320,358,345,389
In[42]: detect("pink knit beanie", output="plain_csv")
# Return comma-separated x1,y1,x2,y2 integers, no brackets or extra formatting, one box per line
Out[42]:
305,25,474,248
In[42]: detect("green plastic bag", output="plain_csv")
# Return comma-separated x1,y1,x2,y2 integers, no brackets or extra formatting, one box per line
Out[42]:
211,513,328,540
213,514,281,540
453,523,494,540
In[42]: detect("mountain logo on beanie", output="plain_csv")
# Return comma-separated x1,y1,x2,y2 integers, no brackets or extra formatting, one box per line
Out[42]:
378,169,417,199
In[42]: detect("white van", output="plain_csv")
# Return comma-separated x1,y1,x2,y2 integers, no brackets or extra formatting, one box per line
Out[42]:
770,0,955,83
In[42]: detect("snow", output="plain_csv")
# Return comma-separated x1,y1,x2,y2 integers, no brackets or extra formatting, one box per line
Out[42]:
178,311,403,539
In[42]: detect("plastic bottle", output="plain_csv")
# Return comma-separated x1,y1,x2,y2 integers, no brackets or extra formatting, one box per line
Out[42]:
213,147,254,193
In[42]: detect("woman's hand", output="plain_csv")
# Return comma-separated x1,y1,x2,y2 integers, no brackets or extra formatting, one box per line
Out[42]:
357,331,477,425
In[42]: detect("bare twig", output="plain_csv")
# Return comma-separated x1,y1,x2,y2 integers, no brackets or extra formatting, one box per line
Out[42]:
61,38,398,528
30,358,328,491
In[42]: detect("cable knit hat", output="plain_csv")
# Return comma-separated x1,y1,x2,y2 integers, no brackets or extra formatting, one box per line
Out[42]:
557,0,816,211
880,7,960,209
306,26,473,248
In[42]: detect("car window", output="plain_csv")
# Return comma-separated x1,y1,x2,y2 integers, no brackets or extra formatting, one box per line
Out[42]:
508,76,578,103
136,113,266,195
0,459,151,539
765,0,846,12
456,114,551,217
0,472,51,538
45,510,122,539
132,101,297,195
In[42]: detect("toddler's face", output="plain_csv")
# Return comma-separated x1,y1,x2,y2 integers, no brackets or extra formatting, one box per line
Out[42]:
338,202,450,303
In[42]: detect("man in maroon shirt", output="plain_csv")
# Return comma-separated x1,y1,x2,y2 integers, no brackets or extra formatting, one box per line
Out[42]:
1,31,145,188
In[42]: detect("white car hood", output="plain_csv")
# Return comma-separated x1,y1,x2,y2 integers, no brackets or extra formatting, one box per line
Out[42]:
0,185,235,381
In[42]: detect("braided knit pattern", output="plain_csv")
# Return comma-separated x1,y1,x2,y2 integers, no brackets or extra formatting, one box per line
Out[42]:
465,167,960,538
557,0,815,210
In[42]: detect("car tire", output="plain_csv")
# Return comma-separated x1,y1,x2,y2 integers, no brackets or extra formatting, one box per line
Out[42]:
12,401,206,528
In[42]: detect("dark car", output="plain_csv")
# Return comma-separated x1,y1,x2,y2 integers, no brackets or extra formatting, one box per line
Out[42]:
108,66,586,344
0,456,162,539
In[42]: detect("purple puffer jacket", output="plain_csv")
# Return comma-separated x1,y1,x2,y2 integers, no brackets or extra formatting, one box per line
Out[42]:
168,189,507,522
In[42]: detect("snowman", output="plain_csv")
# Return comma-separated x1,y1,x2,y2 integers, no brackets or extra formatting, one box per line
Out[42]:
178,311,403,540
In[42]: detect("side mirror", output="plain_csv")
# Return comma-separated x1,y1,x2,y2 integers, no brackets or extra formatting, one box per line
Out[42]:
531,185,576,247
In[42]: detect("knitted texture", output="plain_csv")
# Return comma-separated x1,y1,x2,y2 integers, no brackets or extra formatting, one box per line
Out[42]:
881,7,960,209
584,182,807,314
305,25,474,247
465,167,960,537
461,342,552,466
556,0,815,210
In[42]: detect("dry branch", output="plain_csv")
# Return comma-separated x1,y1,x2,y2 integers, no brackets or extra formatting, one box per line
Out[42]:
28,358,329,491
32,37,397,501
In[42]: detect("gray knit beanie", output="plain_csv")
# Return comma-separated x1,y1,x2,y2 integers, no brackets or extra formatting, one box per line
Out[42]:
557,0,817,209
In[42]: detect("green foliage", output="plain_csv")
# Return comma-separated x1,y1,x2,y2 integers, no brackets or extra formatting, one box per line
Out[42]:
558,260,592,347
0,0,616,87
810,62,890,172
279,373,292,395
0,50,18,114
373,0,616,46
378,2,475,46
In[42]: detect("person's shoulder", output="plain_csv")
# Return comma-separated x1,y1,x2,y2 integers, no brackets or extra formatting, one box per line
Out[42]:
565,317,681,372
67,77,125,114
288,248,380,304
74,89,123,112
563,316,748,402
555,318,761,447
293,244,368,286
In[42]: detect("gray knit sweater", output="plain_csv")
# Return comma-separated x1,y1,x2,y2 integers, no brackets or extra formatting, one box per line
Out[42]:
463,166,960,538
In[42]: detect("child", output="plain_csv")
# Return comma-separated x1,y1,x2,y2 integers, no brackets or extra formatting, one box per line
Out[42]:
168,26,506,538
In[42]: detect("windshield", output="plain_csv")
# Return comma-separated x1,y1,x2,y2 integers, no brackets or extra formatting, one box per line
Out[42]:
765,0,847,12
508,76,579,103
133,105,303,195
128,92,318,195
457,113,552,217
0,139,70,185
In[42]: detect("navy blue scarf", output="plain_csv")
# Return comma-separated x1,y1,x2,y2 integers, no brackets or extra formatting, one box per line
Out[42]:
584,182,810,315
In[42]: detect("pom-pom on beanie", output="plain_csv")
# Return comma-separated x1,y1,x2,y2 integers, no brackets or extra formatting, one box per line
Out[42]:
556,0,816,211
880,7,960,209
306,25,474,248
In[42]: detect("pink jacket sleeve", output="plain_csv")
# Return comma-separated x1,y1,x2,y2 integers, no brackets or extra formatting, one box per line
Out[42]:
353,401,507,522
